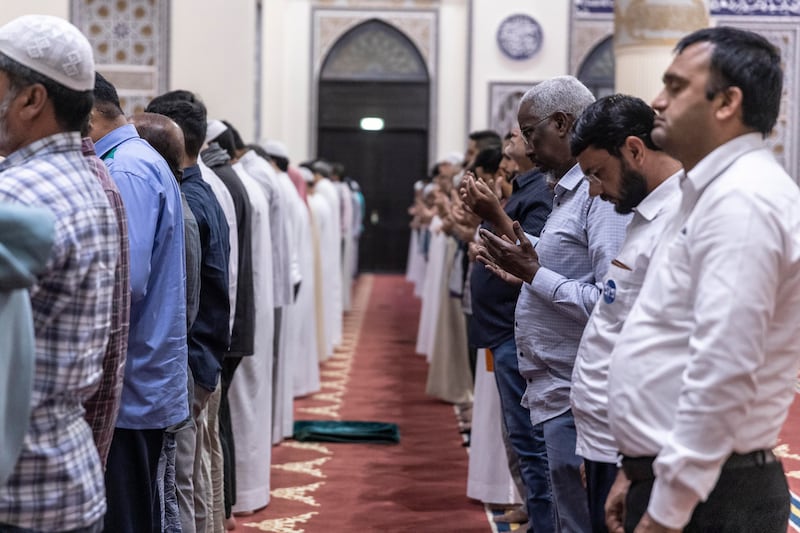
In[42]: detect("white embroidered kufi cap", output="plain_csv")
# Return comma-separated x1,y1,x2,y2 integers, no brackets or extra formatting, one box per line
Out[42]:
298,167,314,184
0,15,94,91
261,139,288,159
205,119,227,144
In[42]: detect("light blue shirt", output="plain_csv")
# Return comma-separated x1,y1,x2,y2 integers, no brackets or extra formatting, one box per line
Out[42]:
96,124,188,429
515,164,630,426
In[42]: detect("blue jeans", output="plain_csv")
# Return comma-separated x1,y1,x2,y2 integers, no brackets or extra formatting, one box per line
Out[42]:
492,336,556,533
542,410,591,532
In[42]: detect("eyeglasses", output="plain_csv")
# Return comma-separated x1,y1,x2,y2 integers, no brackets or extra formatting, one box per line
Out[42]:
583,173,602,185
581,152,612,185
520,114,554,146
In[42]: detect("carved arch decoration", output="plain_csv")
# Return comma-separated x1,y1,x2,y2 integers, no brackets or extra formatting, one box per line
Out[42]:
311,7,438,156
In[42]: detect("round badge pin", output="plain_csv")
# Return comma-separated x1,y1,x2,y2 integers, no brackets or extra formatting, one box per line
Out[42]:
603,279,616,304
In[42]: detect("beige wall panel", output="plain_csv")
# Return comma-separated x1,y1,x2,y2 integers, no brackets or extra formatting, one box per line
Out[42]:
260,0,313,162
436,0,468,158
0,1,69,25
470,2,569,132
615,45,674,102
171,0,256,142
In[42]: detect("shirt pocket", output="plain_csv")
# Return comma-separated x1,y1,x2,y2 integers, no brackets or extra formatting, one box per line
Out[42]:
598,263,645,319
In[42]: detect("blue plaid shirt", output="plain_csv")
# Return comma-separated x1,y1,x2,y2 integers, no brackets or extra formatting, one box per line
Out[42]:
515,164,630,426
0,132,119,530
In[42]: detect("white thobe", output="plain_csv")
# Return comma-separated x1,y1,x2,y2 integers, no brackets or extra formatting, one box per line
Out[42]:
228,170,275,513
234,157,293,444
335,181,354,311
313,178,343,348
307,192,335,360
415,217,446,358
467,349,521,505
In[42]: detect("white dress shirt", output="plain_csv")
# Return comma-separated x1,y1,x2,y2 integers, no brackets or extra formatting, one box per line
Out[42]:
572,171,681,463
607,133,800,528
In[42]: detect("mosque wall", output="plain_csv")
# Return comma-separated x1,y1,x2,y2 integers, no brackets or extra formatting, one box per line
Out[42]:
468,3,569,134
1,1,797,177
171,0,257,142
0,2,69,24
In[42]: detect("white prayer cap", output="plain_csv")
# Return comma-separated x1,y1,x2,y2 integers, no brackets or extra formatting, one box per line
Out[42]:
205,119,227,143
440,151,464,166
261,139,288,159
413,180,425,192
298,167,314,184
0,15,94,92
422,183,436,198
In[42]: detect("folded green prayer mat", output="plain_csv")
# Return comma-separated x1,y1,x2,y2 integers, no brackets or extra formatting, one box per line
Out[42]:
293,420,400,444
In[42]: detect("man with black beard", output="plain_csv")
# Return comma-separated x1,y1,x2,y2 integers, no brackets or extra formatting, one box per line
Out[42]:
568,94,682,533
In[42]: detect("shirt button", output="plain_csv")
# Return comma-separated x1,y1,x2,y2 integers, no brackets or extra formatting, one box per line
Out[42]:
527,379,533,383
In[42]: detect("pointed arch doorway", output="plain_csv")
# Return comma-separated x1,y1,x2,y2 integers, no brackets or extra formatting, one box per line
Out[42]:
317,19,430,273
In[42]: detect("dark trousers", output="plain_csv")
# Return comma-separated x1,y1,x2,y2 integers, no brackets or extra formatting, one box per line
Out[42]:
624,455,788,533
584,459,618,533
219,356,242,518
104,428,165,533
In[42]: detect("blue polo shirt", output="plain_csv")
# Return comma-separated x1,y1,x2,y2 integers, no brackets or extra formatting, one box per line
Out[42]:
96,124,188,429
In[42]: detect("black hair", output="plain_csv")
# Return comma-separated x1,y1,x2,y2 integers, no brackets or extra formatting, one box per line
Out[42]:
312,160,332,178
222,120,245,150
675,26,782,136
145,97,207,159
149,89,202,105
570,94,659,158
332,162,345,178
93,72,123,119
473,146,503,174
0,52,93,132
469,129,502,151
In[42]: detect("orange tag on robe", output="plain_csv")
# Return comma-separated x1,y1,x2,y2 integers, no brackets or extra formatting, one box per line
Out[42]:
486,348,494,372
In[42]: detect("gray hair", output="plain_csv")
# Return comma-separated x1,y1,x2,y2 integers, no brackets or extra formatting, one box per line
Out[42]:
518,76,595,120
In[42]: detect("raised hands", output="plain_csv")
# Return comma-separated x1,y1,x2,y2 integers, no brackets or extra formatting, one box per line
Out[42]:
459,171,502,224
477,220,540,284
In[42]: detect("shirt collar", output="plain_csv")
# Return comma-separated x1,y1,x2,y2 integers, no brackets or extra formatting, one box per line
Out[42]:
513,168,541,191
81,136,96,157
0,132,82,173
94,123,140,160
182,164,201,182
682,132,764,200
554,163,584,195
633,169,682,222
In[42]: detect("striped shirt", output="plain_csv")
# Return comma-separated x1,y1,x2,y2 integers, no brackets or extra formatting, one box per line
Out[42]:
515,164,630,426
0,132,119,530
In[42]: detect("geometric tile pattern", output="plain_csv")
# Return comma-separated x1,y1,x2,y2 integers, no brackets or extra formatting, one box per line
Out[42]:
71,0,169,114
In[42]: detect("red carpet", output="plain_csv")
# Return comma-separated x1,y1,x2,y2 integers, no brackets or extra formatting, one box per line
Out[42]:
239,274,488,532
